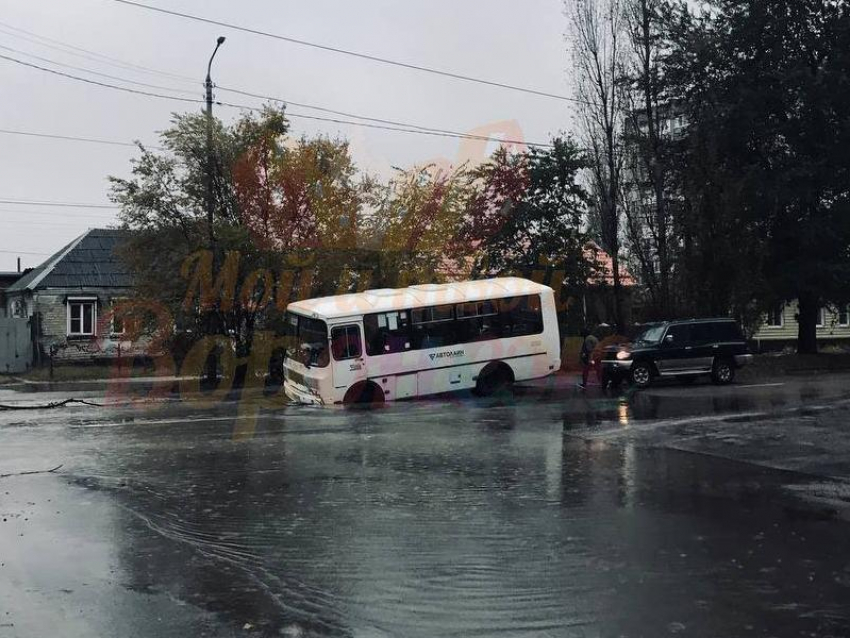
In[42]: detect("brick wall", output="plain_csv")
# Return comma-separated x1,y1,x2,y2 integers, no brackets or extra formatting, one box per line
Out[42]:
33,289,149,362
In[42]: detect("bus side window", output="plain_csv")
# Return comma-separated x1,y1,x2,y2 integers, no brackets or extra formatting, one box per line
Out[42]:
411,305,456,349
500,295,543,337
364,311,411,356
457,300,499,342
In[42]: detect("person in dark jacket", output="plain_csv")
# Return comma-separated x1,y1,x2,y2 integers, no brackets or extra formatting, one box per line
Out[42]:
579,327,599,389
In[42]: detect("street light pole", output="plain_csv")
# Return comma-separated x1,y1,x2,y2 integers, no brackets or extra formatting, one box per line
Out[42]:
205,36,226,249
202,37,226,382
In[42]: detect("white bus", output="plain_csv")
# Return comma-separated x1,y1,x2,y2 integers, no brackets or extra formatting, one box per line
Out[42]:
282,277,562,405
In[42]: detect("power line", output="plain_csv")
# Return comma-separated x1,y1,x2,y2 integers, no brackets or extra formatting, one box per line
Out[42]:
0,43,199,95
0,249,49,256
0,218,112,230
286,111,545,147
0,199,118,209
0,208,117,219
0,39,541,143
0,22,567,147
0,19,197,83
110,0,578,103
0,128,160,150
0,52,206,106
0,52,552,148
219,85,524,140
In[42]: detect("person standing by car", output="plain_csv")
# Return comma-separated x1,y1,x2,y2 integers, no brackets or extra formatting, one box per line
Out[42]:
579,328,599,389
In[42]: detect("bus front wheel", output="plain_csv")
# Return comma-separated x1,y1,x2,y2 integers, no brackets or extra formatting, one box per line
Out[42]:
343,381,385,405
474,362,515,397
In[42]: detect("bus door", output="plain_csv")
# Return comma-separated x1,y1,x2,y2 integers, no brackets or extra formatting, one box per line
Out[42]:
330,324,367,389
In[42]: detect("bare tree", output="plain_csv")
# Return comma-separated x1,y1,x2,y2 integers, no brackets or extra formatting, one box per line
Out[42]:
621,0,674,318
569,0,627,332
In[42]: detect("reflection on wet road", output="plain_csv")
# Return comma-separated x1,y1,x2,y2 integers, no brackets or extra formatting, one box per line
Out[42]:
3,378,850,637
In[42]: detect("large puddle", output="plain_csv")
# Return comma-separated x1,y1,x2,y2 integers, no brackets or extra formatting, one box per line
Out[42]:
24,399,844,637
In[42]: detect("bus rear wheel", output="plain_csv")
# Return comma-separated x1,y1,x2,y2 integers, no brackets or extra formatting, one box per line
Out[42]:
343,381,385,405
474,362,515,397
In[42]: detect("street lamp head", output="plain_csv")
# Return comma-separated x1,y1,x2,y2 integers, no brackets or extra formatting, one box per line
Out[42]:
207,37,227,80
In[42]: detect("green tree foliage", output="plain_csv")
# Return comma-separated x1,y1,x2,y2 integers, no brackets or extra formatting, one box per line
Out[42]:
459,138,592,320
109,107,368,354
361,164,473,288
111,104,595,356
663,0,850,350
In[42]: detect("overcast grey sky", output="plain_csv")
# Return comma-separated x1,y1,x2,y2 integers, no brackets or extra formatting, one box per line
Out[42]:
0,0,577,271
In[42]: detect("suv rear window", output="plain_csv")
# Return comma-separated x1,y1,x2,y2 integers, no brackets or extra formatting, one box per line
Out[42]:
691,321,743,344
715,322,744,342
691,323,717,344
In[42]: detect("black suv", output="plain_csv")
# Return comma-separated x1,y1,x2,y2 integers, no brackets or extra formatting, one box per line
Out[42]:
601,319,753,389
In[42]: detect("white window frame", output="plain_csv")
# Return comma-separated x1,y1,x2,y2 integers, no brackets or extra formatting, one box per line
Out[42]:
67,297,98,337
765,304,784,329
838,305,849,328
816,307,826,328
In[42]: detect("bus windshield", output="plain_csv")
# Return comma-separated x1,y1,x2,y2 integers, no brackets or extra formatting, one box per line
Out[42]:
284,312,329,368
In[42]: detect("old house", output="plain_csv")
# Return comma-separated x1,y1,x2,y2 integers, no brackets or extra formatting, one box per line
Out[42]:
751,302,850,351
3,228,138,366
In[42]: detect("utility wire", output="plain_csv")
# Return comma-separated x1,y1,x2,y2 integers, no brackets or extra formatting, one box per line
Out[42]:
0,19,196,82
1,22,566,145
1,127,136,148
0,52,206,106
0,43,199,95
219,85,526,140
0,208,117,219
0,198,118,209
0,52,552,148
0,249,49,255
0,127,162,150
286,111,545,147
110,0,578,103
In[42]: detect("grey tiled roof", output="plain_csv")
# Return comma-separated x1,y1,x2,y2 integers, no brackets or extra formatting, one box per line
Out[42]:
6,228,133,292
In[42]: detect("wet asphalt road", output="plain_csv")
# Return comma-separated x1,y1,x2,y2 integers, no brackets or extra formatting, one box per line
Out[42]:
2,375,850,637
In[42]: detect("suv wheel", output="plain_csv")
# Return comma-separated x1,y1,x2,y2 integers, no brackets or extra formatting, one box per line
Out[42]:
711,359,735,385
631,362,653,389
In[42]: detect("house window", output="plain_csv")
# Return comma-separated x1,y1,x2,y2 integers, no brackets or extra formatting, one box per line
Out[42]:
765,305,784,328
12,298,26,318
838,305,849,327
112,314,125,335
67,298,97,336
816,307,826,328
110,299,128,335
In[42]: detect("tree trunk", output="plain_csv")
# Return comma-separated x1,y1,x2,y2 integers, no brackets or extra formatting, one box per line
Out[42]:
611,248,624,333
637,0,670,316
796,292,819,354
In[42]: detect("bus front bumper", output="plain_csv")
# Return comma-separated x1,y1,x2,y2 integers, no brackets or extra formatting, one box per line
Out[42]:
283,379,324,405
